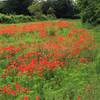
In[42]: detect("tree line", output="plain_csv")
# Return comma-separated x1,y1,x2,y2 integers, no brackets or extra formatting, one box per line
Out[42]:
0,0,99,25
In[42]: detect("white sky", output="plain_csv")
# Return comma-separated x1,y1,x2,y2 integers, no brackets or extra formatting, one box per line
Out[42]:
0,0,6,1
0,0,75,1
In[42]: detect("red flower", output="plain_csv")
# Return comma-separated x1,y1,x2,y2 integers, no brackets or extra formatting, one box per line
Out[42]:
20,96,29,100
23,96,29,100
21,88,29,94
10,90,16,95
36,96,39,100
37,66,43,72
79,58,88,63
58,37,65,42
38,73,43,78
15,82,21,90
3,86,8,93
77,96,81,100
4,46,15,51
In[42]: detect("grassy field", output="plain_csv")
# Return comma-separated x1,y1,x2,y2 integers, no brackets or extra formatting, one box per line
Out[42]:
0,19,100,100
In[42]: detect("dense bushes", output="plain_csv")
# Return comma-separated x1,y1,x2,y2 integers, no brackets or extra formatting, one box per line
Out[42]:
0,13,33,23
77,0,100,25
0,13,56,24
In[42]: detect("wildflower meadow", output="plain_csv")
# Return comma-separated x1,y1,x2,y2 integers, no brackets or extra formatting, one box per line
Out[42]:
0,20,100,100
0,0,100,100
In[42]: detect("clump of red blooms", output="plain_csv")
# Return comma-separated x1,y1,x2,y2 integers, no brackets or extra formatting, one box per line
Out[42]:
0,21,96,99
0,83,29,96
0,20,70,35
20,95,39,100
36,96,40,100
20,96,29,100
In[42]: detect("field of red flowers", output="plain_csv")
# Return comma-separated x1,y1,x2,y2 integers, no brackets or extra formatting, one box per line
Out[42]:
0,20,99,100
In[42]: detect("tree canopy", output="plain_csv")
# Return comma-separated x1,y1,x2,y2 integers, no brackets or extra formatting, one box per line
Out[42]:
1,0,33,14
77,0,100,25
0,0,75,18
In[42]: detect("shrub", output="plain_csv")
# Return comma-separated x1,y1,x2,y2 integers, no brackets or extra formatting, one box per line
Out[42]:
0,13,55,24
47,14,56,20
33,12,48,21
0,13,33,24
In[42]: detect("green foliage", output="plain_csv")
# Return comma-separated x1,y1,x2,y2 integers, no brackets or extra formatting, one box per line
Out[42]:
28,1,56,21
0,13,55,24
47,7,55,15
77,0,100,25
33,13,48,21
28,1,42,15
0,13,33,23
0,1,5,12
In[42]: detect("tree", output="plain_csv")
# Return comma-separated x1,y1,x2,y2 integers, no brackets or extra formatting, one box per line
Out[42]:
77,0,100,25
28,1,42,15
47,7,55,15
41,0,74,18
53,0,74,18
0,1,5,12
1,0,75,19
28,1,47,20
2,0,33,14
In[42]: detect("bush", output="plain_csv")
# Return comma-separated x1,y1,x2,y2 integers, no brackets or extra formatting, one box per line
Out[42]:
47,14,56,20
0,13,56,24
33,12,48,21
0,13,33,24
